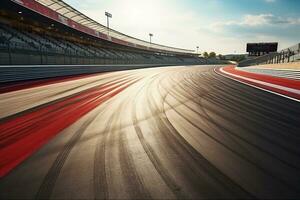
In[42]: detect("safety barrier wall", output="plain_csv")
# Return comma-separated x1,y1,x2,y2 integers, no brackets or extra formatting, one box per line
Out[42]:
0,64,177,83
0,49,177,65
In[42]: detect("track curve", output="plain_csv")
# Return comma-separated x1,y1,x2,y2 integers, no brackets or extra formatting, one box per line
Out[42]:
0,65,300,199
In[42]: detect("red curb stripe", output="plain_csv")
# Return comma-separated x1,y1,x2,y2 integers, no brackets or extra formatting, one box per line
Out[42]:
0,72,108,94
223,66,300,90
0,76,134,146
217,66,300,101
0,77,139,177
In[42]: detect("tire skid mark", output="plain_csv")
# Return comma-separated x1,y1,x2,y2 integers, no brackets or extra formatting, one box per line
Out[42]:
175,72,300,163
170,73,247,151
36,78,140,199
0,70,140,95
200,96,300,166
194,71,286,114
206,80,295,126
170,77,300,177
0,72,106,94
178,73,280,163
118,102,152,199
146,71,238,198
35,114,98,199
206,71,299,126
155,73,253,198
93,106,117,200
93,77,150,199
192,71,300,145
179,71,300,167
132,108,186,199
203,89,299,139
131,72,187,199
0,81,131,155
0,73,137,123
164,70,300,194
0,76,137,146
163,69,295,153
42,73,138,108
0,77,140,177
203,72,300,153
205,95,300,156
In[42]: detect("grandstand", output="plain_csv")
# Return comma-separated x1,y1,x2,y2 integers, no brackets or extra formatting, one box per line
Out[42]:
0,0,224,66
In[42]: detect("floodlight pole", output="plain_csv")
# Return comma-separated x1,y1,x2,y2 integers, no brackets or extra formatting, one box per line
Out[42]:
105,12,112,36
107,16,109,34
149,33,153,44
196,46,199,54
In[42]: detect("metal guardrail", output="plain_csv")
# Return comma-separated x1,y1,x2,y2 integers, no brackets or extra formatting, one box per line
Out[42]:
238,43,300,67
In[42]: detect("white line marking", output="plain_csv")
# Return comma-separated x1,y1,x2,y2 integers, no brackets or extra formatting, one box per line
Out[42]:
235,67,300,80
220,68,300,95
244,67,300,72
214,68,300,103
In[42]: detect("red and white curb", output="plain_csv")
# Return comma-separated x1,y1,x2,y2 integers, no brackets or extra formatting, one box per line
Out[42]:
215,66,300,103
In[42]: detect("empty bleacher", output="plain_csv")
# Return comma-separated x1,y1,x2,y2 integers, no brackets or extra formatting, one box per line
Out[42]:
0,21,204,65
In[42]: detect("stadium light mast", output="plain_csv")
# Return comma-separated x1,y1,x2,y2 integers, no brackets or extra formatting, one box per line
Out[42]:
105,11,112,36
196,46,199,54
149,33,153,44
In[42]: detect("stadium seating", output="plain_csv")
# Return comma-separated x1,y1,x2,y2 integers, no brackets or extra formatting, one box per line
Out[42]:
0,22,206,65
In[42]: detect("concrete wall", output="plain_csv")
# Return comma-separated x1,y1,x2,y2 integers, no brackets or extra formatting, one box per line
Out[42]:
0,64,182,83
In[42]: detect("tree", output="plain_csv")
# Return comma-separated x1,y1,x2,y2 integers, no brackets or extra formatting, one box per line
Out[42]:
203,52,209,58
231,55,246,62
218,54,224,60
208,52,216,58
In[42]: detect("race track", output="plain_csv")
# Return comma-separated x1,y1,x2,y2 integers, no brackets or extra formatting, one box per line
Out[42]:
1,65,300,199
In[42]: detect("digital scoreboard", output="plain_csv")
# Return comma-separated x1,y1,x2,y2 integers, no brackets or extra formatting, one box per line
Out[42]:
247,43,278,56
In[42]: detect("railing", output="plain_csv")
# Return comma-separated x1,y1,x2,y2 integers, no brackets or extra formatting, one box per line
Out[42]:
238,43,300,67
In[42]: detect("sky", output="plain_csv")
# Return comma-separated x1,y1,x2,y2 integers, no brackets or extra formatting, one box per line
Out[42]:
64,0,300,54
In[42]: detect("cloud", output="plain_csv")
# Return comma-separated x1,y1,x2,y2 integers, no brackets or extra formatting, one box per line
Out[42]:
239,14,300,26
210,14,300,31
242,14,273,26
64,0,299,54
207,13,300,53
65,0,202,50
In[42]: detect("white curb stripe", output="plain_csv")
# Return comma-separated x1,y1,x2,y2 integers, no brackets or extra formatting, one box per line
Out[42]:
214,68,300,103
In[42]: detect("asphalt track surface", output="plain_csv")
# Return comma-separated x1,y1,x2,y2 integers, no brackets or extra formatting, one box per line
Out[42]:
1,65,300,199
